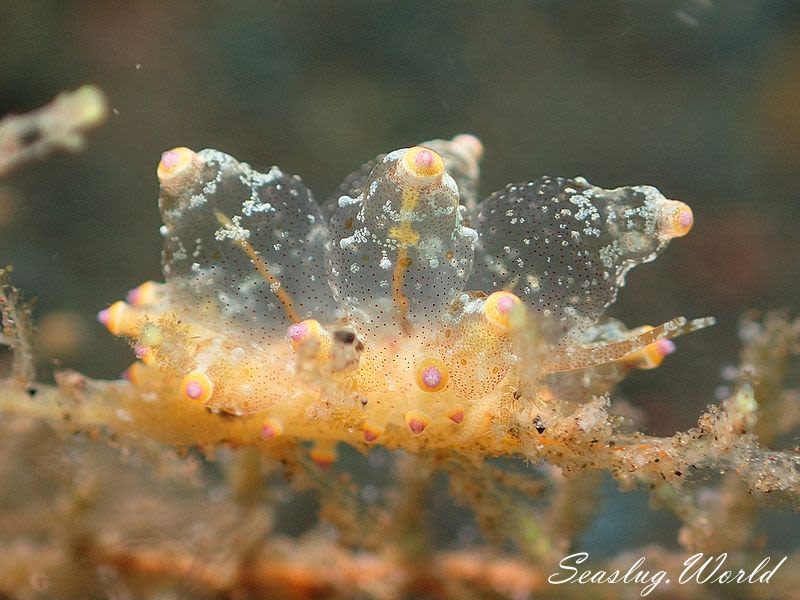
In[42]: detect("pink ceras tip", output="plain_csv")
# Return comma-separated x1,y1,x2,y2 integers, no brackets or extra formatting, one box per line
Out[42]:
287,322,308,342
184,380,204,400
422,366,442,389
679,209,693,229
134,345,148,360
97,308,110,327
261,424,277,440
160,149,181,169
452,134,484,160
496,295,516,314
415,149,436,170
126,287,141,305
656,339,676,357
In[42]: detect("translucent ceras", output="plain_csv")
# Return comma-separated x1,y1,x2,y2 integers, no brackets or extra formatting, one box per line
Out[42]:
99,135,712,454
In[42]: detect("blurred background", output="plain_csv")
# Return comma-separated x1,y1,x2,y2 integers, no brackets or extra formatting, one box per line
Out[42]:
1,0,799,554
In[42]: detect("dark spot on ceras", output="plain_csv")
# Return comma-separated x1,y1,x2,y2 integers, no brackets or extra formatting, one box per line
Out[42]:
333,328,364,352
330,327,364,371
20,126,41,146
533,416,546,434
334,329,355,344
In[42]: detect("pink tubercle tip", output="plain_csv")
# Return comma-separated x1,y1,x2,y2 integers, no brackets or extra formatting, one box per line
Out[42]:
260,419,283,440
363,428,381,443
97,308,110,327
679,209,693,230
421,366,442,389
408,418,427,435
312,454,335,469
184,380,204,400
448,409,464,424
287,322,308,342
134,345,148,360
656,339,677,357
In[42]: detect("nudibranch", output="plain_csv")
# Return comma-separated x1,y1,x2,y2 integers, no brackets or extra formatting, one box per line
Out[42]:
100,135,712,456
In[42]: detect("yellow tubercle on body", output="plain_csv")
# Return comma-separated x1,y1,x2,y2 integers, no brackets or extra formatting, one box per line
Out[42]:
416,358,449,393
400,146,445,181
260,417,284,440
483,291,522,332
180,369,214,404
405,409,431,435
447,407,465,424
287,319,331,359
122,361,161,386
361,422,384,444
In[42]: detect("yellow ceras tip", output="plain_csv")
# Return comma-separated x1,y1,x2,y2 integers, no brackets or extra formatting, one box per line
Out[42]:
180,369,214,403
483,290,522,331
415,358,449,393
157,147,196,183
405,410,431,436
260,417,284,440
658,200,694,239
401,146,445,182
